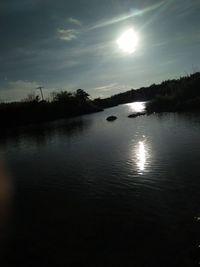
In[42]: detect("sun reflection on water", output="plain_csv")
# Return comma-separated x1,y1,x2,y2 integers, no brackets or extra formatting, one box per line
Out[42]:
137,141,146,173
130,139,150,174
126,102,145,113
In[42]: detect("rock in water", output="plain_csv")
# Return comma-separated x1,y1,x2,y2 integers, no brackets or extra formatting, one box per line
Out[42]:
128,112,146,118
106,116,117,121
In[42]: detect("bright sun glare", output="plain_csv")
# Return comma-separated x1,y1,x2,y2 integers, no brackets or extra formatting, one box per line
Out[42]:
117,28,139,54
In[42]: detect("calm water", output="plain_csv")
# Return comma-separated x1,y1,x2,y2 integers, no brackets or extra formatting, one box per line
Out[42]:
1,102,200,266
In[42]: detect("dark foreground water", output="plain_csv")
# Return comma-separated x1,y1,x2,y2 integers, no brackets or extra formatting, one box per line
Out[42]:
1,102,200,266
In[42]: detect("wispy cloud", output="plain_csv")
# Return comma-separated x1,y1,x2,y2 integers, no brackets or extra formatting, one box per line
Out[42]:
68,17,82,27
91,83,133,98
93,83,118,92
170,0,200,18
88,1,166,31
57,28,79,41
1,80,40,101
8,80,40,91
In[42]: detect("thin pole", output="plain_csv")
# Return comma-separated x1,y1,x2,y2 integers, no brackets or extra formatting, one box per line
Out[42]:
37,86,44,101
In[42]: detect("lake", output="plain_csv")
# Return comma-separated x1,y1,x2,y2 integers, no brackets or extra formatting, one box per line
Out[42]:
1,102,200,266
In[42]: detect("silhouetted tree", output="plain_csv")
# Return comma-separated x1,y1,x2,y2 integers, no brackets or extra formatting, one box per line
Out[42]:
52,90,72,103
75,89,90,103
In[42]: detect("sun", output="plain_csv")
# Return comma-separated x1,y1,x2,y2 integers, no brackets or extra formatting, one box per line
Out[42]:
117,28,139,54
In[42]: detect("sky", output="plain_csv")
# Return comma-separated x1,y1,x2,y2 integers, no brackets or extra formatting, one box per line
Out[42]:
0,0,200,101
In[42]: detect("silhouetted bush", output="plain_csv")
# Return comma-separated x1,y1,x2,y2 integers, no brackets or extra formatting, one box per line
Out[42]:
146,72,200,113
0,89,102,128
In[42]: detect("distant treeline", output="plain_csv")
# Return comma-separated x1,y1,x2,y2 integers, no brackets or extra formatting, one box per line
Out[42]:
93,72,200,113
0,89,102,128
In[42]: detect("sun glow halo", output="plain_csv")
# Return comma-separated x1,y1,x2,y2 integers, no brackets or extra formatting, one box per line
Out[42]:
117,28,138,54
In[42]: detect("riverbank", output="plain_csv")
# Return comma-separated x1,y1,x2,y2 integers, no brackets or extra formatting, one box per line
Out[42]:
2,71,200,128
95,72,200,114
0,100,102,129
146,95,200,114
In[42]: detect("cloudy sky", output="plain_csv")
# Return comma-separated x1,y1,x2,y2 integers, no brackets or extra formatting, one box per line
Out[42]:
1,0,200,101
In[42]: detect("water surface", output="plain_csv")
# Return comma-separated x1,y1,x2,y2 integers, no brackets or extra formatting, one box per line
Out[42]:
1,103,200,266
